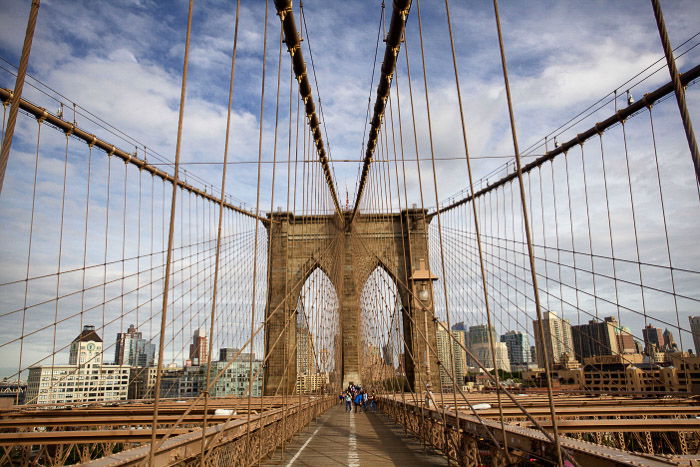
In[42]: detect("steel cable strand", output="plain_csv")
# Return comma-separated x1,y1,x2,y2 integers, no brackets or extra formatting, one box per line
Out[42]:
490,2,571,462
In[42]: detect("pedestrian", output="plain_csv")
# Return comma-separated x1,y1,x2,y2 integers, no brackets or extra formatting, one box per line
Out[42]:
424,384,434,408
338,392,344,406
353,391,363,413
345,392,352,412
362,390,368,412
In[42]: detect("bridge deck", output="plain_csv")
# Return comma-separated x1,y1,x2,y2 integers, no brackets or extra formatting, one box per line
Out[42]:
262,403,446,467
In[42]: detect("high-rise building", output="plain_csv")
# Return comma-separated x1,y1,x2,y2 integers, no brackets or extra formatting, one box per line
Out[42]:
26,325,130,404
296,324,316,375
219,348,240,362
468,324,497,348
642,325,665,355
663,328,677,351
471,342,511,373
381,343,393,366
115,324,155,367
533,312,575,369
690,316,700,354
436,323,467,388
500,331,531,367
571,317,620,361
616,327,638,354
189,328,209,366
451,323,468,370
157,350,263,398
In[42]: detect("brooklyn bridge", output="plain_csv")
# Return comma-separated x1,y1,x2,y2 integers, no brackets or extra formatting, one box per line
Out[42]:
0,0,699,465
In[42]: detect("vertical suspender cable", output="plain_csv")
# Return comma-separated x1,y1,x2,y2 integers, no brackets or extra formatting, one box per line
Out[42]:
200,1,241,464
442,0,510,458
349,0,411,225
0,0,40,194
413,0,460,451
491,1,570,465
149,0,194,463
246,0,269,445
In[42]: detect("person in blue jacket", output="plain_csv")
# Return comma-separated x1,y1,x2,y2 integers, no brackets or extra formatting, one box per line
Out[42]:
353,391,363,413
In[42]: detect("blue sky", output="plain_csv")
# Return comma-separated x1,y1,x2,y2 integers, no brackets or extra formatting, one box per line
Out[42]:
0,0,699,379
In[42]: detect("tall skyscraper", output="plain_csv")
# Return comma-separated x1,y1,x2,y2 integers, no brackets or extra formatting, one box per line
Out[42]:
471,342,511,373
115,324,155,367
500,331,531,366
690,316,700,354
468,324,497,347
189,328,209,366
571,317,620,362
533,312,575,369
642,325,665,355
663,329,677,351
436,323,467,387
296,324,316,375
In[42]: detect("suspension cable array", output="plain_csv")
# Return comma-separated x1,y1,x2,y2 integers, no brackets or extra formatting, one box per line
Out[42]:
274,0,343,221
0,1,699,466
349,0,412,225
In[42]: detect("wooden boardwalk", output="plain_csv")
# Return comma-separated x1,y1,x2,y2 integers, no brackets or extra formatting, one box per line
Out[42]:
262,404,447,467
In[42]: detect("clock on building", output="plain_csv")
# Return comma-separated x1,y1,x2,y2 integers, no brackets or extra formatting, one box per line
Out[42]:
87,343,95,351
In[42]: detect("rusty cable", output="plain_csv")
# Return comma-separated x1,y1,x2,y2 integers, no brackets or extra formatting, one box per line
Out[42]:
491,1,570,464
148,0,194,463
199,0,241,463
0,88,268,223
442,0,512,458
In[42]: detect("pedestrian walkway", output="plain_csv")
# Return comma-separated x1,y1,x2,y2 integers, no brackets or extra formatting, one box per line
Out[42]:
262,404,446,466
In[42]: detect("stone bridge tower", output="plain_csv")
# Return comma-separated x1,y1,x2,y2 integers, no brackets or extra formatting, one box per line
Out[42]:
263,208,441,395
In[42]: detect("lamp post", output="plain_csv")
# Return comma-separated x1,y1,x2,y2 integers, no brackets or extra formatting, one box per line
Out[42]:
409,259,438,389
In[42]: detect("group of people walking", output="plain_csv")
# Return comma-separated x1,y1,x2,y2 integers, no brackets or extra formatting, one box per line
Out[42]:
339,383,376,413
